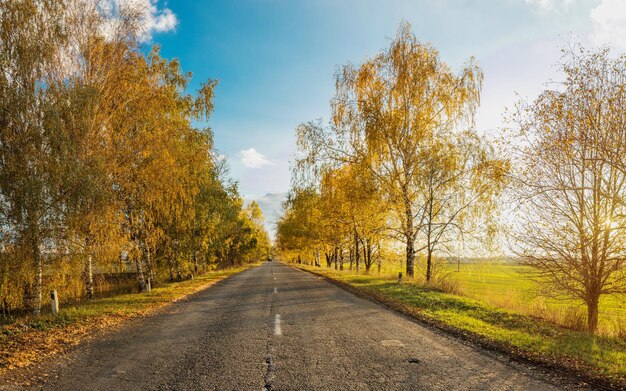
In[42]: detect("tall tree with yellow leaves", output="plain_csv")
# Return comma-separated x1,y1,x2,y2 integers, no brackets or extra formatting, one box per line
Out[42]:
0,0,68,314
297,22,483,277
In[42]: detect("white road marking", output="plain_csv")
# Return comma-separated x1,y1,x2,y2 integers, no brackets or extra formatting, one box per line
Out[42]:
274,314,282,336
274,287,278,293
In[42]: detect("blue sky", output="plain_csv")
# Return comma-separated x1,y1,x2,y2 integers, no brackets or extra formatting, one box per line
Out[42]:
137,0,626,236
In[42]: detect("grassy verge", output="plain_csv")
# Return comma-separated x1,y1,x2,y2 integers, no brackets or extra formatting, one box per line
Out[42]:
293,263,626,389
0,263,258,375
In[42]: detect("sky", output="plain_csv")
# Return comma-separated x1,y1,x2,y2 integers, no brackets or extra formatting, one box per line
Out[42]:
126,0,626,237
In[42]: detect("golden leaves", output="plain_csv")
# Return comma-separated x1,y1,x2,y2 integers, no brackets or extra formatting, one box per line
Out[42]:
284,22,505,279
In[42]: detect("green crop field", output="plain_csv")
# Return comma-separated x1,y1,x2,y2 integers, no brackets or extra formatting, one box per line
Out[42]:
443,262,626,335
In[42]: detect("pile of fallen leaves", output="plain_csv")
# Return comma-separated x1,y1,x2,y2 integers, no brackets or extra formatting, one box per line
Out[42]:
1,311,143,374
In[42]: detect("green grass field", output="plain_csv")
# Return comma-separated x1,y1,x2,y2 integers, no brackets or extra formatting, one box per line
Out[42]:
444,263,626,335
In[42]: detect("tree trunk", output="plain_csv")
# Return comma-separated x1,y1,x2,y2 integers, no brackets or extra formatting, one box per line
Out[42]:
334,247,338,270
339,248,344,271
135,246,147,292
354,231,360,272
426,249,433,282
363,240,372,274
361,240,366,262
33,252,42,316
144,245,154,289
425,194,434,282
586,294,600,333
404,193,415,277
85,254,95,300
136,256,147,291
349,248,353,270
30,223,42,316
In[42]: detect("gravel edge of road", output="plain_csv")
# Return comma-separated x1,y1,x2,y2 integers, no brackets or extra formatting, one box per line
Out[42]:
290,263,625,391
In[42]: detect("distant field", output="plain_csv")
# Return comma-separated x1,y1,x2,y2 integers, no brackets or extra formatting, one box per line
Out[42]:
443,263,626,335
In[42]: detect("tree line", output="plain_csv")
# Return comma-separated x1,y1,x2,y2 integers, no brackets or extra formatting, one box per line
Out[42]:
0,0,270,317
277,22,626,333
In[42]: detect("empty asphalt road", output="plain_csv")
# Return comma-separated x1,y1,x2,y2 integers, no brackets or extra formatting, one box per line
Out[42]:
7,262,583,390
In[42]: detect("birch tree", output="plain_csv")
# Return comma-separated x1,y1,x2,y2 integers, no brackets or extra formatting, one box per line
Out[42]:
297,22,483,277
0,0,67,314
416,131,507,282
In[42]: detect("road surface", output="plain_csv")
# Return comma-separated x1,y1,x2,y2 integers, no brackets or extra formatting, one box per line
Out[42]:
6,262,582,390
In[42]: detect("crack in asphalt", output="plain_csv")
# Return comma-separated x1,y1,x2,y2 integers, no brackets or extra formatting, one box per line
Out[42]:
264,264,276,391
263,355,275,391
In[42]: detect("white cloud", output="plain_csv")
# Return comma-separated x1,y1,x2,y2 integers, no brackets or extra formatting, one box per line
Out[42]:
239,148,273,168
590,0,626,50
98,0,178,42
524,0,575,12
152,8,177,32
